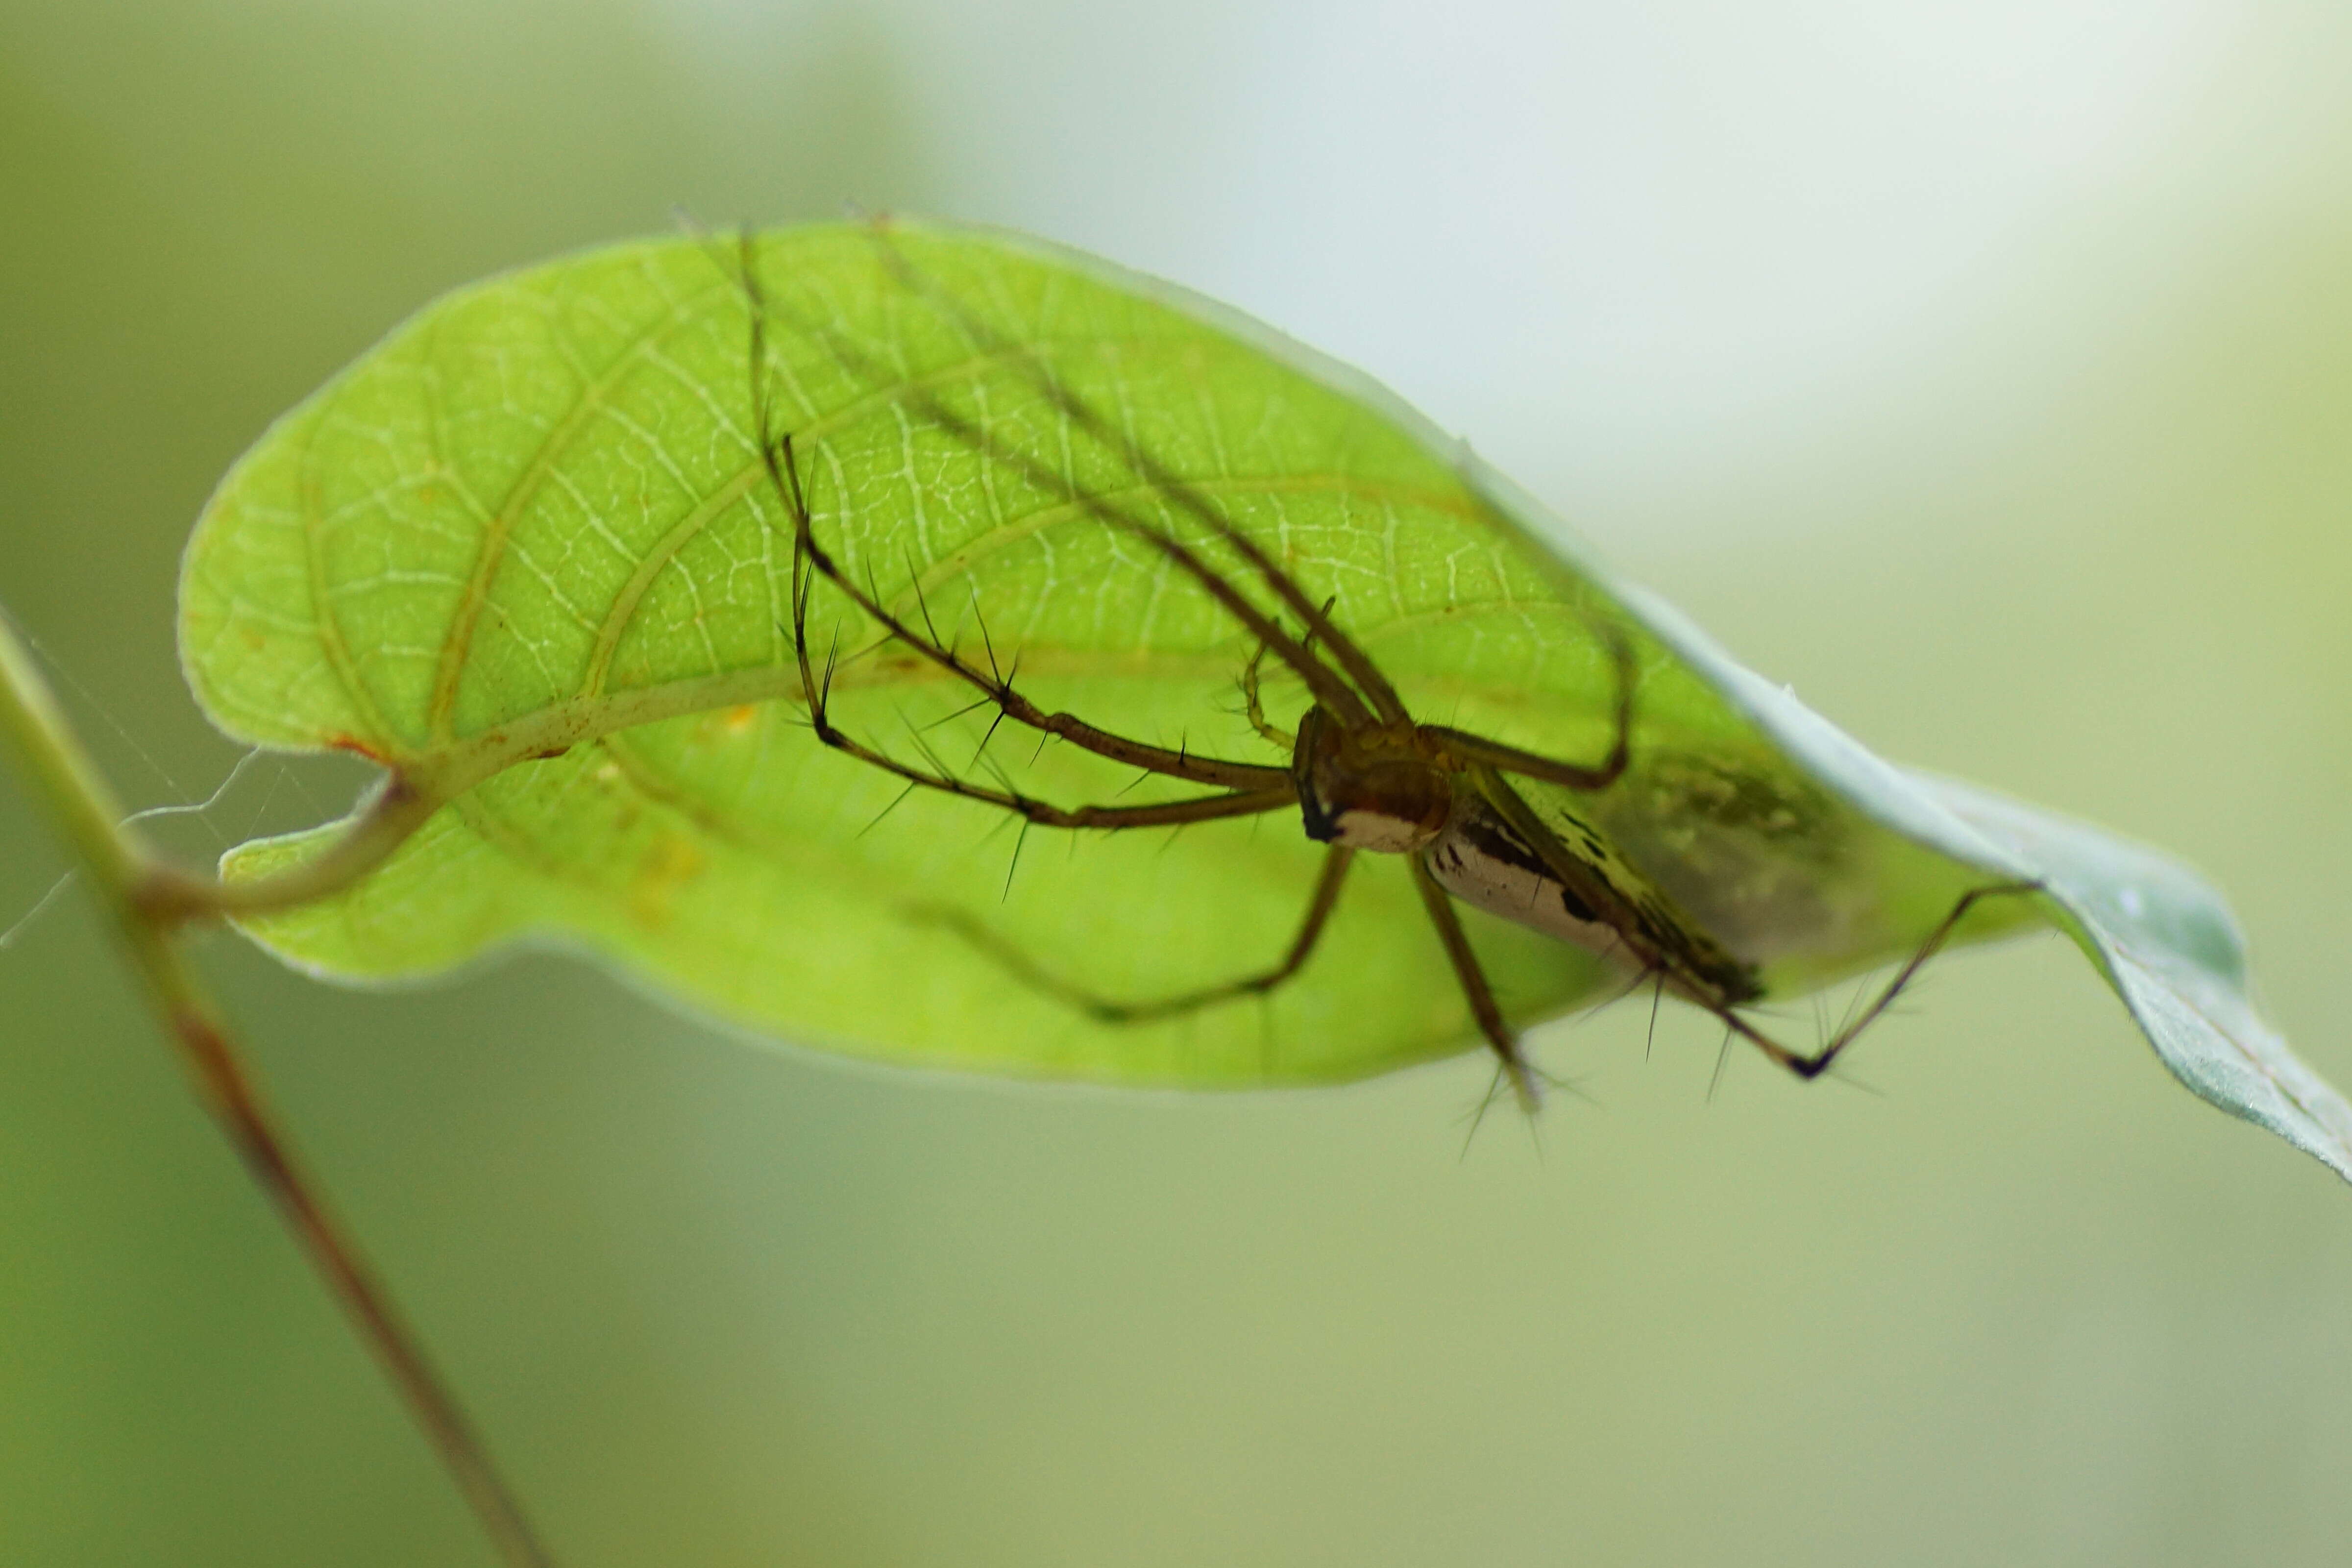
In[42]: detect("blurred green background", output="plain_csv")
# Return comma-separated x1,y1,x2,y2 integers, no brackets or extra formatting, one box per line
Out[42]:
4,1,2350,1564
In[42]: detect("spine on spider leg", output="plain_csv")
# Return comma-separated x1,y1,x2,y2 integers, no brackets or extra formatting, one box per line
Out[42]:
0,607,559,1568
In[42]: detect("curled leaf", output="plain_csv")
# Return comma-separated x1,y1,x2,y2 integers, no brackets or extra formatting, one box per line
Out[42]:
177,222,2352,1181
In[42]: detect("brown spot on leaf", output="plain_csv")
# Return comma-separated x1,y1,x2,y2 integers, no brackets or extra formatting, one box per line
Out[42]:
324,732,389,765
629,833,706,928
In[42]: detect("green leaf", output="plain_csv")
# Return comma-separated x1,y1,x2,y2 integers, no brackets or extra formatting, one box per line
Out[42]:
178,222,2352,1181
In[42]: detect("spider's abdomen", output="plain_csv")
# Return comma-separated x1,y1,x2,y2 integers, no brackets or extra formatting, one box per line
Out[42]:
1422,799,1641,964
1422,790,1767,1007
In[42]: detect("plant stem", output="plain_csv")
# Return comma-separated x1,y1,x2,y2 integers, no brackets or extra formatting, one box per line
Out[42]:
0,608,558,1568
135,770,442,924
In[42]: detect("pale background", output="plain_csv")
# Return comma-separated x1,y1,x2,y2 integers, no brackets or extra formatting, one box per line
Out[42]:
3,1,2350,1563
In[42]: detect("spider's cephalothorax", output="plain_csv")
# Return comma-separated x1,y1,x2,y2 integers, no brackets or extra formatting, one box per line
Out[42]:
1292,709,1453,854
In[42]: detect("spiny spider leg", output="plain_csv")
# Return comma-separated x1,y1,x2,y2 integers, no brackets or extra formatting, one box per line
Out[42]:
809,714,1294,831
1409,856,1540,1110
769,426,1288,794
1713,881,2044,1081
859,229,1414,725
919,845,1357,1024
809,402,1370,729
1419,624,1640,792
737,239,1375,730
786,561,1295,830
738,241,1290,797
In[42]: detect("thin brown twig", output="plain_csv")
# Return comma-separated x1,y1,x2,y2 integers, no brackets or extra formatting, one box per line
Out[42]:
0,608,557,1568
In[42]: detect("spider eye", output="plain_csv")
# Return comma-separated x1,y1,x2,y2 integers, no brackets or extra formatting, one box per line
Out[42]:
1298,782,1342,843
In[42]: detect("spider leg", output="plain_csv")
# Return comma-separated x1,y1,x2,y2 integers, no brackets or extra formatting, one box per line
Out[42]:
1715,881,2045,1080
803,695,1295,831
771,431,1291,794
735,243,1291,797
921,845,1356,1025
738,240,1379,730
1409,855,1541,1112
784,543,1295,830
1418,622,1639,792
858,227,1416,725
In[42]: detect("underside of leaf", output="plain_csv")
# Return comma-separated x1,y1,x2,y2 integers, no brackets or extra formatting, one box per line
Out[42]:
175,222,2352,1180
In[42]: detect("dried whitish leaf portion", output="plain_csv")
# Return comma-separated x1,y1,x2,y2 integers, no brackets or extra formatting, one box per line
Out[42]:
178,222,2350,1180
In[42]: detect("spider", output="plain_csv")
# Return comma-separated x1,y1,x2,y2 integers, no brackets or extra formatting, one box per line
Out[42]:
737,233,2035,1106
